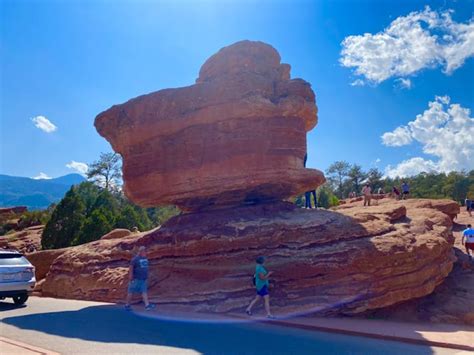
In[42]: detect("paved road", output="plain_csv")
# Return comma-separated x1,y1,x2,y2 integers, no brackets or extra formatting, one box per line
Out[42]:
0,297,462,355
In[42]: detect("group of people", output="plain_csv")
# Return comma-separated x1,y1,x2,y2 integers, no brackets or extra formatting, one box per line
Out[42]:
124,247,276,317
358,182,410,207
391,182,410,200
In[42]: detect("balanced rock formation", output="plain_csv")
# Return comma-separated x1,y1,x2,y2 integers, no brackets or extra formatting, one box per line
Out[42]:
40,198,458,317
38,41,460,322
95,41,325,211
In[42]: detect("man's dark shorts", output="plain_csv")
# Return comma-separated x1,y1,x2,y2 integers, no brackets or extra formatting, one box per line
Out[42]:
257,285,269,297
128,279,147,294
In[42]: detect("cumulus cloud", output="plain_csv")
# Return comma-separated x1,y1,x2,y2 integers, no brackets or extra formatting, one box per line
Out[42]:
31,115,57,133
384,158,438,178
340,6,474,85
381,126,413,146
350,79,365,86
382,96,474,177
395,78,412,89
32,172,52,180
66,161,88,175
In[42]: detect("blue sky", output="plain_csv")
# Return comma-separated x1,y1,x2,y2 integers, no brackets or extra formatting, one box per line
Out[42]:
1,0,473,179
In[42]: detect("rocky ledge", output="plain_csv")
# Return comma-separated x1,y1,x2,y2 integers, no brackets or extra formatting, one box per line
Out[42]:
37,198,458,317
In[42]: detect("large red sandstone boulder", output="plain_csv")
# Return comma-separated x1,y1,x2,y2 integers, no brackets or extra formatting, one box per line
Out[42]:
94,41,325,211
27,248,68,281
361,209,473,325
41,199,455,317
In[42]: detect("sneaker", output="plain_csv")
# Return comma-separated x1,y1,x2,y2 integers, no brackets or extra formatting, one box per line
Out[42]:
266,314,276,319
246,310,252,316
124,304,131,311
145,304,156,311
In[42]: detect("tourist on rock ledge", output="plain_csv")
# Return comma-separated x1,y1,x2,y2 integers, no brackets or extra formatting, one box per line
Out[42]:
362,183,372,206
401,181,410,200
462,224,474,260
392,186,401,200
124,246,155,311
246,256,275,318
304,190,317,209
465,197,473,217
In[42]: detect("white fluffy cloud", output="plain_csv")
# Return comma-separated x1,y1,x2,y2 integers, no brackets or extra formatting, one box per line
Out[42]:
32,172,52,180
31,115,57,133
340,6,474,85
381,126,413,147
66,161,88,175
383,96,474,178
384,157,438,178
395,78,412,89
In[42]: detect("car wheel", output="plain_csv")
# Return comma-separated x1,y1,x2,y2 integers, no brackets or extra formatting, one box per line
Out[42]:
12,294,28,305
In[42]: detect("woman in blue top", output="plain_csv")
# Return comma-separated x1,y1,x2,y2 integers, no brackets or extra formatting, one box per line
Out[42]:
246,256,274,318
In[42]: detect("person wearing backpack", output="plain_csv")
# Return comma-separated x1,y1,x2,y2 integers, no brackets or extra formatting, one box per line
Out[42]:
246,256,274,318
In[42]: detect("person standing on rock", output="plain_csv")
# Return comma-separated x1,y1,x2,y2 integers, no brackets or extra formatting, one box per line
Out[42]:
362,184,372,206
246,256,274,318
462,224,474,260
304,190,317,209
401,182,410,200
465,197,472,217
392,186,401,200
124,246,155,311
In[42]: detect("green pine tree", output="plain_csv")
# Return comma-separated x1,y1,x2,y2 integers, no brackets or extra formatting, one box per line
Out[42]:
42,187,86,249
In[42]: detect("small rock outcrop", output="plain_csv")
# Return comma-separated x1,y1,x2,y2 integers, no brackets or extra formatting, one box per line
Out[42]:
0,225,43,253
95,41,325,211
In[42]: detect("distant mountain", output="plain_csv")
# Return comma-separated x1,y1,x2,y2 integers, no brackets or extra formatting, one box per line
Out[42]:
0,174,86,210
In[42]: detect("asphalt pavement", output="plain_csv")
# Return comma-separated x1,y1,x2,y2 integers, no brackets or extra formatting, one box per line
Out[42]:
0,297,465,355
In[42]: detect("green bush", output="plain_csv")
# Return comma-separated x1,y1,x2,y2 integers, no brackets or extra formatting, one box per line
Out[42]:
42,182,179,249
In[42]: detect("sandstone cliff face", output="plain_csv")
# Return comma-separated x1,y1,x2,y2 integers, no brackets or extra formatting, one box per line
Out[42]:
40,199,457,317
94,41,324,211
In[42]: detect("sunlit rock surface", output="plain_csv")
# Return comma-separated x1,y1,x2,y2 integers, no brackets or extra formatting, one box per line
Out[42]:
39,199,457,316
94,40,324,211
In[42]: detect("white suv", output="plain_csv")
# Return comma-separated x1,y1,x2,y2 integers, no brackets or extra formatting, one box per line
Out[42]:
0,250,36,305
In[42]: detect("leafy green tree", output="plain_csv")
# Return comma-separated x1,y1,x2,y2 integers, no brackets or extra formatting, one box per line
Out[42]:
74,208,114,245
75,181,101,214
367,168,384,191
115,205,151,231
92,189,120,215
87,152,122,191
42,187,86,249
347,164,366,195
326,161,351,198
147,206,180,226
443,171,470,203
317,185,339,208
